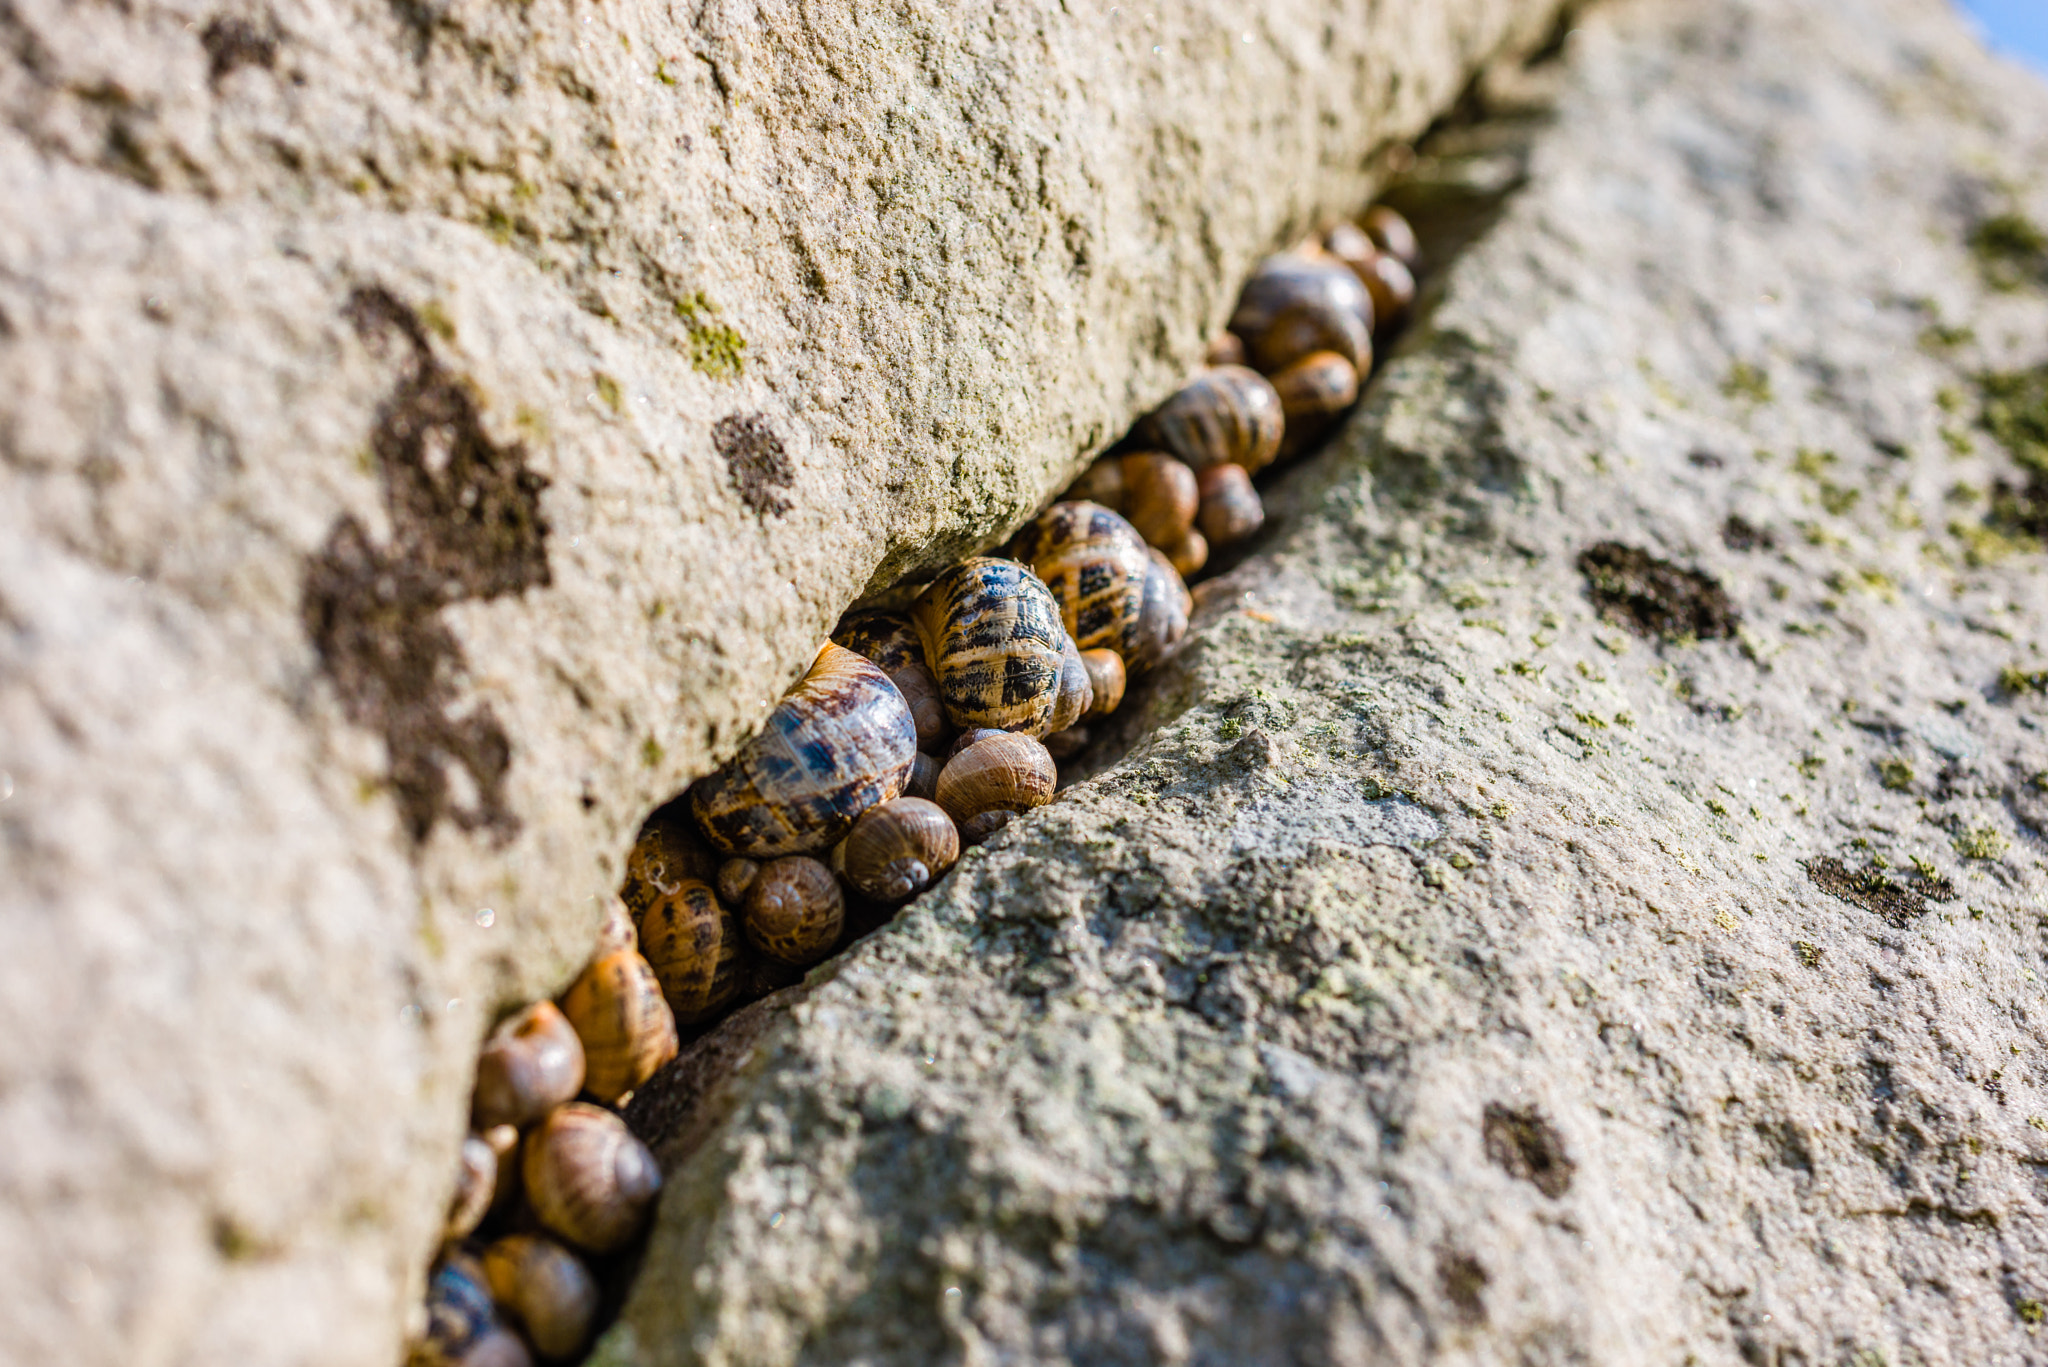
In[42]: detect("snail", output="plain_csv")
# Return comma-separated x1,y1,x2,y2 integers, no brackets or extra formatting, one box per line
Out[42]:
744,855,845,966
1047,637,1095,734
522,1102,662,1255
1322,220,1378,277
830,608,951,750
1080,647,1126,717
1355,252,1415,335
445,1132,501,1242
482,1234,600,1362
841,797,961,902
715,857,760,907
1063,458,1124,510
1143,366,1284,474
636,877,751,1027
1204,331,1248,367
1270,349,1361,458
1363,204,1420,267
1007,502,1153,669
935,732,1057,826
415,1252,530,1367
1195,463,1265,546
620,806,720,924
909,558,1067,735
691,642,917,858
1117,452,1199,547
1127,547,1190,674
1162,527,1208,579
472,1001,586,1130
1229,254,1373,375
905,751,943,800
558,947,678,1103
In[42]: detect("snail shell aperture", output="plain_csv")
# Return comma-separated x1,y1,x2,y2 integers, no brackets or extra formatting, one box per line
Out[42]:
910,558,1068,736
522,1102,662,1255
1080,648,1126,718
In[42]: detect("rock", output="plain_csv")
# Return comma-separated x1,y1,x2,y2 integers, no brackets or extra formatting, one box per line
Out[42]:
610,0,2048,1361
0,0,1569,1362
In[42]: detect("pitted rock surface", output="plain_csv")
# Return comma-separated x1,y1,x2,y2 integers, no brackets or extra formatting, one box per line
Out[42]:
611,0,2048,1362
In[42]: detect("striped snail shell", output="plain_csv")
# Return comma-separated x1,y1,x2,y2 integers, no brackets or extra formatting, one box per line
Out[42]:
935,732,1057,824
1047,636,1094,734
714,857,760,907
558,948,677,1103
1126,547,1190,675
1080,648,1126,717
636,877,750,1027
1143,366,1284,474
830,608,951,750
414,1251,510,1367
1162,528,1208,579
1196,463,1265,547
744,855,845,966
472,1001,586,1130
691,643,917,858
620,806,720,924
482,1234,600,1362
1008,503,1153,668
1117,452,1199,547
523,1102,662,1255
1363,204,1420,267
1271,349,1361,459
904,751,943,801
1229,254,1373,374
842,797,961,902
909,558,1067,736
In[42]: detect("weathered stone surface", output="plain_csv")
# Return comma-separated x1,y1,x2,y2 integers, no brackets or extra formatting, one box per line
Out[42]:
0,1,1568,1363
612,0,2048,1361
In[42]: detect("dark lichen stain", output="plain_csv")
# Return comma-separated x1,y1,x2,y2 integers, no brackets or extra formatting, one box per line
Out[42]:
1805,856,1929,927
1721,514,1775,552
1482,1102,1574,1198
715,412,794,517
1576,542,1738,642
1438,1249,1489,1323
300,287,550,846
200,16,278,84
1969,212,2048,291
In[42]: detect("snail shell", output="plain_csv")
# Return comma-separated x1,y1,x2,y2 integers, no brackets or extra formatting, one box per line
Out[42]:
935,732,1057,824
830,608,950,750
1064,458,1125,510
1144,365,1284,474
482,1234,600,1362
1162,528,1208,580
842,797,960,902
1126,548,1190,675
1047,636,1094,734
1363,204,1420,267
1008,503,1153,668
594,894,638,956
691,642,917,858
636,877,751,1027
1229,254,1373,374
905,751,942,801
1204,331,1248,368
947,727,1007,759
715,857,760,907
472,1001,586,1130
558,949,678,1103
1272,349,1361,458
744,855,845,966
958,810,1017,845
1360,252,1415,335
1080,647,1126,717
910,558,1067,736
445,1132,500,1242
522,1102,662,1255
414,1251,503,1367
1322,219,1378,278
1195,463,1265,546
620,806,720,924
1118,453,1199,547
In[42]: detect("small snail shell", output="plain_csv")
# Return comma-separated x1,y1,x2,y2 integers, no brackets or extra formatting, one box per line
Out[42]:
445,1132,499,1242
1042,726,1090,762
842,797,960,902
1360,252,1415,336
1229,254,1373,374
691,643,917,858
558,949,678,1103
482,1234,600,1362
1272,349,1361,458
1080,648,1126,717
715,857,760,907
1126,548,1190,675
1204,331,1248,368
459,1330,534,1367
958,810,1017,845
1118,453,1199,547
935,732,1057,824
594,894,637,956
1322,219,1378,278
1196,463,1265,546
1064,458,1125,510
1363,204,1420,267
482,1122,523,1224
620,807,720,923
948,727,1008,760
637,878,751,1027
522,1102,662,1254
1047,637,1094,735
472,1001,586,1130
1008,502,1153,668
830,609,950,750
910,558,1068,736
1162,527,1208,580
905,751,942,800
415,1252,502,1367
744,855,845,966
1144,366,1284,474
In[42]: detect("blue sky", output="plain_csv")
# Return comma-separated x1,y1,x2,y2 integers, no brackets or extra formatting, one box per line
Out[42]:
1957,0,2048,72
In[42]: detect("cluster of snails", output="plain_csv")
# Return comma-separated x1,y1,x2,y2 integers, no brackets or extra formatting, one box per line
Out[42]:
410,200,1423,1367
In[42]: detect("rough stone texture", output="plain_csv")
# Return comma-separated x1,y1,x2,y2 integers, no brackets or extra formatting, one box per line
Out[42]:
612,1,2048,1362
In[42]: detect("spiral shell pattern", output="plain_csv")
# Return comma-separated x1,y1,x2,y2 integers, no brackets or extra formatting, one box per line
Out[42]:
910,558,1067,736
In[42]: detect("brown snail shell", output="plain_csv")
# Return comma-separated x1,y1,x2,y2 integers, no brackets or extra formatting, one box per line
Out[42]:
620,806,720,923
830,608,951,750
594,894,638,956
935,732,1057,824
1127,548,1190,675
1355,252,1415,335
1204,331,1248,367
905,751,942,800
958,809,1017,845
842,797,961,902
1008,502,1154,669
910,558,1068,736
1047,636,1094,735
522,1102,662,1255
1143,365,1284,474
1118,453,1199,547
1272,349,1361,458
1195,463,1265,546
744,855,845,966
1079,648,1126,717
482,1122,523,1224
636,877,751,1027
482,1234,599,1362
472,1001,586,1131
1322,219,1379,278
1230,254,1373,374
715,857,760,907
1363,204,1420,267
1063,458,1125,511
1162,528,1208,579
558,949,677,1104
445,1132,499,1242
691,642,917,858
946,727,1007,760
414,1251,507,1367
1042,726,1091,762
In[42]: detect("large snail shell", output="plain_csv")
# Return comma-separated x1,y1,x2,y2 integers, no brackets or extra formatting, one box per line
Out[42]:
691,643,917,858
1195,463,1265,546
842,797,961,903
935,732,1057,823
482,1234,600,1362
1143,366,1285,474
1230,254,1373,374
636,878,750,1027
1118,452,1199,547
1047,636,1094,734
1363,204,1420,267
831,609,950,750
414,1252,502,1367
620,806,720,923
523,1102,662,1255
1272,349,1361,459
472,1001,586,1130
1008,503,1153,668
744,855,845,966
1080,648,1126,717
558,949,678,1103
1126,548,1190,675
909,558,1067,736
